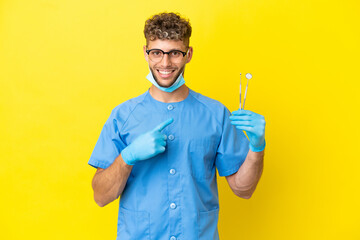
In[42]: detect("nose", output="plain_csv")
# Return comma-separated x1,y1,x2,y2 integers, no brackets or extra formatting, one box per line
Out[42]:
159,53,171,67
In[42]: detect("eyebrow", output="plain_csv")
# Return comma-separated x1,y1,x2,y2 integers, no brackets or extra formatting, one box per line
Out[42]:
148,48,185,51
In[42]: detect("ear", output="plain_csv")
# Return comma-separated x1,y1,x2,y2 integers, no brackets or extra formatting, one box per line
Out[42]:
143,45,149,62
185,46,193,64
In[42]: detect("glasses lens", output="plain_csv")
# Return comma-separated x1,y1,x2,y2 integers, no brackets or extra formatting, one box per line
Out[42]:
169,50,184,63
148,50,163,62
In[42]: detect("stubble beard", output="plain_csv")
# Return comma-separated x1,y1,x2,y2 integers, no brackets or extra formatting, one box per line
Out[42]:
150,65,185,88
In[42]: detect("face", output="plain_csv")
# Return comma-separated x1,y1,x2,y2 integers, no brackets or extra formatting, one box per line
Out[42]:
143,39,193,88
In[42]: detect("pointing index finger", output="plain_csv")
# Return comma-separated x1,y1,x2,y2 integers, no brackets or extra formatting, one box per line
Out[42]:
153,118,174,132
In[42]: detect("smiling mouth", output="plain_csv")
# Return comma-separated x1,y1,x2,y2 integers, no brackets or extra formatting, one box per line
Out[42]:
157,69,176,78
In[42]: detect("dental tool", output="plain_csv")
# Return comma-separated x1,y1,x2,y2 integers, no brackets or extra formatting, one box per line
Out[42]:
240,73,242,110
240,73,252,110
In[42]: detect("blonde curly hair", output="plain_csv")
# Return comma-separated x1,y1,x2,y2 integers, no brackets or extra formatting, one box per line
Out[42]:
144,12,192,46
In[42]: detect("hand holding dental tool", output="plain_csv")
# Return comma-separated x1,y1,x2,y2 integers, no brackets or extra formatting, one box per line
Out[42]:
230,109,266,152
121,118,173,165
232,73,266,152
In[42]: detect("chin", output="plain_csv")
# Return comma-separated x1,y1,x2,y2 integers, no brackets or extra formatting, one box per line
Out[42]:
151,67,183,88
157,80,176,88
154,74,177,88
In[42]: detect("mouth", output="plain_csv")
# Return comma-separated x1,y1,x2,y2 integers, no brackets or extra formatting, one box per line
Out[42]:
157,69,176,79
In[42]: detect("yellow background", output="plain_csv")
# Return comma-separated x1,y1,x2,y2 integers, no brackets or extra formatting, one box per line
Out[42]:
1,0,359,239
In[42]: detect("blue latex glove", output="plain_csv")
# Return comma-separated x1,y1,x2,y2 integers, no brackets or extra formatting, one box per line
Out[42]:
121,118,173,165
229,109,266,152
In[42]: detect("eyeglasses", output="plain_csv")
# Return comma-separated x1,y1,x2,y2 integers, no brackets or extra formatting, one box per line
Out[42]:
146,48,188,63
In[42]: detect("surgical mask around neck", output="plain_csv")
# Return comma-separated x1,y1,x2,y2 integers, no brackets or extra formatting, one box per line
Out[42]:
146,69,185,93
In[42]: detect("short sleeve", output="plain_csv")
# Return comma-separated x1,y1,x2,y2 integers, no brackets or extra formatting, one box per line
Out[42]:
88,109,127,169
215,107,250,177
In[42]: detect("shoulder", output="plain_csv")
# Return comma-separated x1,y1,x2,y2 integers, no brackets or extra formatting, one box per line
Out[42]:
108,91,148,123
189,89,228,114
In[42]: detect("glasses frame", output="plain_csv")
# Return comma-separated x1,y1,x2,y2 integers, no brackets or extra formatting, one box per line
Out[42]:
146,48,188,62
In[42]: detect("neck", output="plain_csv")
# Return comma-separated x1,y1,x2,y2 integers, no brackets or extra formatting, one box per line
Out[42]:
149,84,189,103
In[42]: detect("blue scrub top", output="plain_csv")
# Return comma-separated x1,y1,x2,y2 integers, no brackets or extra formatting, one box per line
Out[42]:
88,89,249,240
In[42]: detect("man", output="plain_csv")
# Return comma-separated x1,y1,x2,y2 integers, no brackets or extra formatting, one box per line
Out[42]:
89,12,265,240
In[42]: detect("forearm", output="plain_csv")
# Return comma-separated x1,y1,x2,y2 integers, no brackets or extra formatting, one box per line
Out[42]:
92,154,132,207
232,150,264,198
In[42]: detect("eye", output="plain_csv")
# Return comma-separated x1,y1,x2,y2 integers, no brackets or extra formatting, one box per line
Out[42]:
150,50,162,56
170,51,181,57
